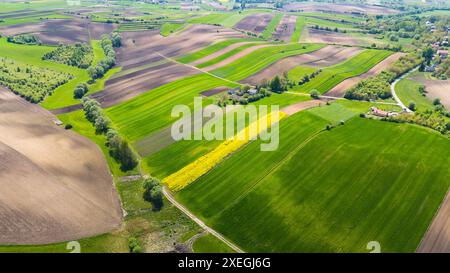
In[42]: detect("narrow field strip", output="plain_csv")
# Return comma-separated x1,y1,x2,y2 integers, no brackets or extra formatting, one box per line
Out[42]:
261,13,283,39
196,43,260,68
163,111,287,191
210,43,325,81
291,16,305,42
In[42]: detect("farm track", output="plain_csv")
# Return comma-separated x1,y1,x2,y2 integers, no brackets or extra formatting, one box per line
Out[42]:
163,187,244,253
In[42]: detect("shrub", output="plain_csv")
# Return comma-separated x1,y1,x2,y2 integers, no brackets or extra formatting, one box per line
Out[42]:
310,89,320,99
42,43,93,68
64,124,73,130
143,177,164,211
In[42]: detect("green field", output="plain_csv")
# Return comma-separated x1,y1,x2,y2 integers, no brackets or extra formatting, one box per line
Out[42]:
160,22,185,36
186,11,261,28
196,42,261,68
106,73,234,142
291,49,393,93
193,234,235,253
290,16,305,43
210,43,325,81
177,38,260,64
261,13,283,40
141,93,309,179
395,72,434,112
177,104,450,252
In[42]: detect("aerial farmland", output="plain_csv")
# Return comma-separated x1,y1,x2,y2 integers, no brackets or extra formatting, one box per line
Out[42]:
0,0,450,258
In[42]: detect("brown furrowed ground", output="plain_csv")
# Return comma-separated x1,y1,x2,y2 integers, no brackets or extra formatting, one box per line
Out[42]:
417,188,450,253
306,28,385,46
235,13,274,34
90,25,246,108
272,15,297,42
242,45,362,85
0,87,122,245
326,52,405,97
416,79,450,110
0,18,116,45
281,99,325,115
282,3,399,15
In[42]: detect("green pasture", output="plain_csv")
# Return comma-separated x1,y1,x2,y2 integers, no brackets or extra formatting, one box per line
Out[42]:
177,104,450,252
395,72,434,112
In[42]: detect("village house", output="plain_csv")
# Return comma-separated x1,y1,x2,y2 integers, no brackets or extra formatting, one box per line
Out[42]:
437,49,449,58
370,107,398,118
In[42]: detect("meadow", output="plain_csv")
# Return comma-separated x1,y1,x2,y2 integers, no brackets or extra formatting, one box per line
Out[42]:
177,104,450,252
395,72,435,111
160,23,185,36
195,42,261,68
291,49,393,93
290,16,305,42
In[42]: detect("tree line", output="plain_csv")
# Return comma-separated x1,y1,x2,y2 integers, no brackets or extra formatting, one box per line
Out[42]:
81,97,138,171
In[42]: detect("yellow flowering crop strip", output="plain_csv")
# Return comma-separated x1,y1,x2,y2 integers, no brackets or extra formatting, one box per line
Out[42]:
164,111,287,191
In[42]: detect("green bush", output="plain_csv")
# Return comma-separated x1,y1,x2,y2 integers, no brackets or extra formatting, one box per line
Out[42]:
42,43,93,68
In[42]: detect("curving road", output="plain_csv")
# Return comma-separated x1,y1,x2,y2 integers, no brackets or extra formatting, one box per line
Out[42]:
390,66,420,113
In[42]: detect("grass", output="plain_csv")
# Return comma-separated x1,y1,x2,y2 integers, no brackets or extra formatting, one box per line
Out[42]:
303,16,359,30
186,11,260,28
210,43,325,82
193,234,235,253
177,38,259,64
261,13,283,40
287,65,317,82
395,72,434,112
106,73,236,142
141,93,306,180
160,22,185,36
291,12,366,24
291,16,305,43
291,49,393,94
177,105,450,252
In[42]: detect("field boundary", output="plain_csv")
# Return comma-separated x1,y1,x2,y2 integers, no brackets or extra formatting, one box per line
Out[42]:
163,187,244,253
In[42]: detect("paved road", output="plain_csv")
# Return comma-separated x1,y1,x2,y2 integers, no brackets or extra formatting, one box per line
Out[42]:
390,67,419,113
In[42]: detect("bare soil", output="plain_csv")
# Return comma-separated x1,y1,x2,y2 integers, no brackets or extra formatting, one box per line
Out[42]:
282,3,399,15
272,15,297,42
326,52,405,97
0,18,116,45
306,29,365,46
0,87,122,245
281,99,325,115
418,79,450,110
235,13,274,34
417,188,450,253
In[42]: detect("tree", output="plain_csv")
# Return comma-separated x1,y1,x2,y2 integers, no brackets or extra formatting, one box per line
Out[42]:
118,140,138,171
73,82,88,99
408,102,416,111
269,75,283,93
433,98,441,105
422,47,434,65
143,177,163,211
310,89,320,99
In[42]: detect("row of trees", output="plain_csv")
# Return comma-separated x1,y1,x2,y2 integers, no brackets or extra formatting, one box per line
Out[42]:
87,33,121,80
345,53,423,101
7,34,41,45
73,82,89,99
81,97,138,171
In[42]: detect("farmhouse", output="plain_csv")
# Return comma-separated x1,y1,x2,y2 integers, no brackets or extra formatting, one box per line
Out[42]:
370,107,398,117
